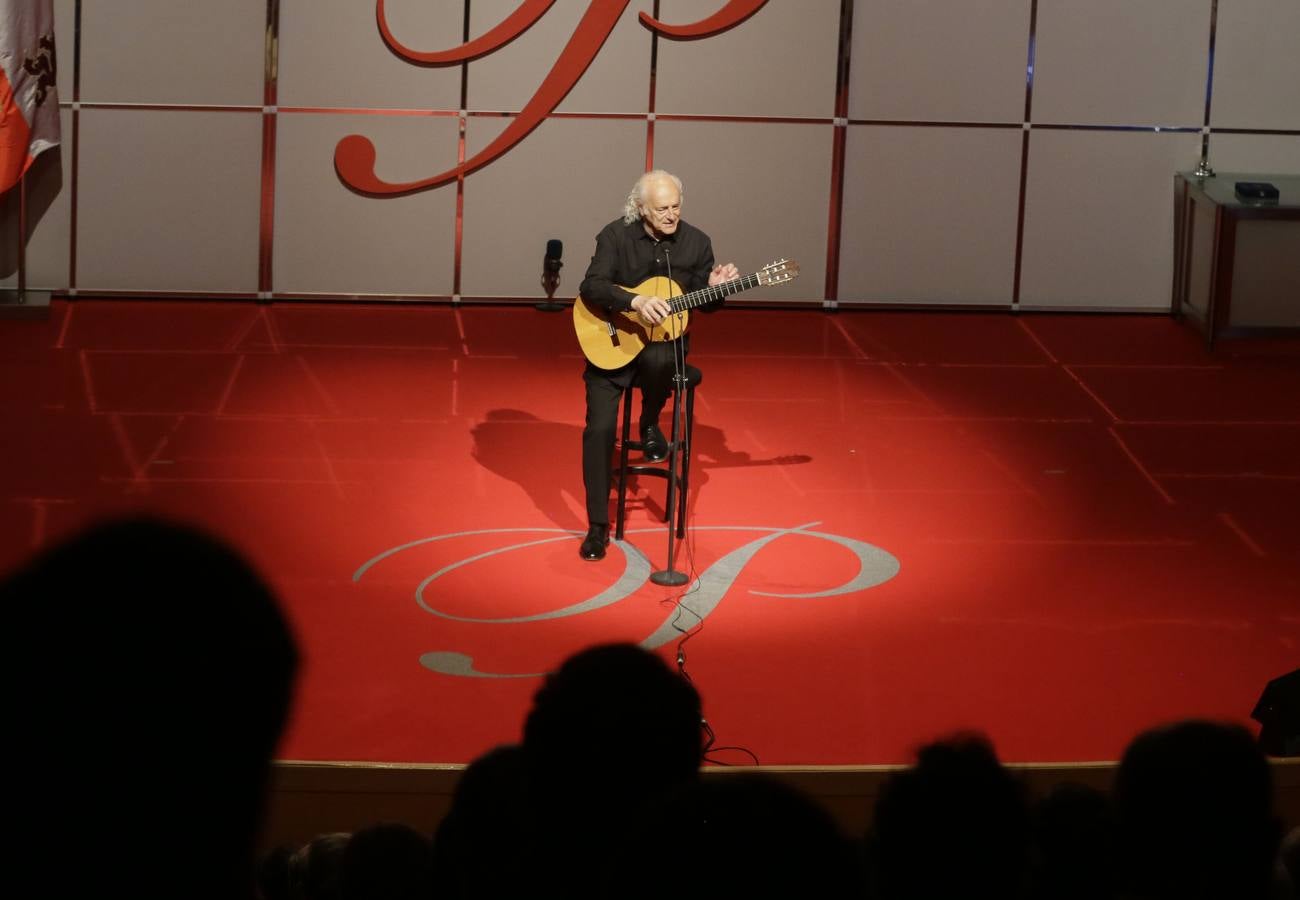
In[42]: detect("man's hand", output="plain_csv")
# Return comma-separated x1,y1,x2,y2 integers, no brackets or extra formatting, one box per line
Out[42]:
632,295,672,325
709,263,740,286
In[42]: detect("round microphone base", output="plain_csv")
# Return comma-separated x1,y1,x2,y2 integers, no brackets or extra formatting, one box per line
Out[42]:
650,568,689,587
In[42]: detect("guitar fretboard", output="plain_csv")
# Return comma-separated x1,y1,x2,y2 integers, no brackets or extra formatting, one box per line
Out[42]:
667,273,765,313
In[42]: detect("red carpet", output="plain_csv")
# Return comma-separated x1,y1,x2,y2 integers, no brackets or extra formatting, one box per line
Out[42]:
2,301,1297,765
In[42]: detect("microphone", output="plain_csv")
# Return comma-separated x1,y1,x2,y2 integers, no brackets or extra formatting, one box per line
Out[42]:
544,239,563,277
537,238,565,311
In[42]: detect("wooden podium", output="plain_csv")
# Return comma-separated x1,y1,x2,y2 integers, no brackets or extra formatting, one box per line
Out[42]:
1172,172,1300,348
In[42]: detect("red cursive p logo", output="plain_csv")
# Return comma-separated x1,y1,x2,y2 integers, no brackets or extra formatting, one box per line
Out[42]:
335,0,769,196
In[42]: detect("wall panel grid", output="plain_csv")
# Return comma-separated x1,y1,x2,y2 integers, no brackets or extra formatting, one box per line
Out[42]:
5,0,1297,311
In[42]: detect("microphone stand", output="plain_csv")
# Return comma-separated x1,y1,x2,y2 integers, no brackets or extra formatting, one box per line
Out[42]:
535,261,565,312
648,370,690,586
650,246,689,587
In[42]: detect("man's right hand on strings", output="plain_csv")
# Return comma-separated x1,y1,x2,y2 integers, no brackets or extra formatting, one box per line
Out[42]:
631,295,671,325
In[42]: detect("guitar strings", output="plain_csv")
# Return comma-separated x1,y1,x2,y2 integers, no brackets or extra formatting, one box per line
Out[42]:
669,271,755,315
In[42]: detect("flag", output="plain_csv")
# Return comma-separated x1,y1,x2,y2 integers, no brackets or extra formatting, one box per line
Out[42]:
0,0,60,195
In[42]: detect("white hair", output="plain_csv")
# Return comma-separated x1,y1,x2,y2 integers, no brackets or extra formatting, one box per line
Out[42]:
622,170,684,224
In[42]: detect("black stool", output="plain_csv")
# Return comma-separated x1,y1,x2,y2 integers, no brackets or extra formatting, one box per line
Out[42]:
614,364,702,543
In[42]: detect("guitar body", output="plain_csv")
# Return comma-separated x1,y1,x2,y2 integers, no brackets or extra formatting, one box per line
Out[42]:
573,275,691,370
571,258,799,369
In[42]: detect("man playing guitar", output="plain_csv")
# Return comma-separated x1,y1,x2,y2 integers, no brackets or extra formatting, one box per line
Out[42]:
575,170,738,561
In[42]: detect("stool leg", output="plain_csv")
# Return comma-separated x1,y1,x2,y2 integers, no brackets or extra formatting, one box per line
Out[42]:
614,385,633,541
676,383,695,538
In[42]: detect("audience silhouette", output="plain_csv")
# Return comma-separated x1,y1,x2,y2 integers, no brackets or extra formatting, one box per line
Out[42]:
339,822,434,900
1278,826,1300,898
3,524,1291,900
865,733,1031,899
287,831,350,900
613,771,863,898
1029,781,1118,900
1115,720,1282,900
429,743,532,898
520,642,705,897
2,516,298,900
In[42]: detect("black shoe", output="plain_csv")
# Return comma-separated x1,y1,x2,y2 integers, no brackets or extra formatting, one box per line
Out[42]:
640,422,667,462
579,524,609,561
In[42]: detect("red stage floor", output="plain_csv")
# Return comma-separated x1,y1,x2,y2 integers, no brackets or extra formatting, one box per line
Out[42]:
2,300,1297,765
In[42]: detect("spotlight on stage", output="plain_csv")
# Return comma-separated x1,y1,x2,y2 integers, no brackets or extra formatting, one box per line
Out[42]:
1251,668,1300,757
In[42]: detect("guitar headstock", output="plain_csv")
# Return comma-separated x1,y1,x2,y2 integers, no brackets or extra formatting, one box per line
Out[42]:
757,258,800,286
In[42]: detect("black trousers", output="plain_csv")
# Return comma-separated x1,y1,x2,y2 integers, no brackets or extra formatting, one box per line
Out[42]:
581,339,683,525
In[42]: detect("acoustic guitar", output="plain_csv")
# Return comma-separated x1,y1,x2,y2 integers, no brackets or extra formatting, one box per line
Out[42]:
573,258,800,369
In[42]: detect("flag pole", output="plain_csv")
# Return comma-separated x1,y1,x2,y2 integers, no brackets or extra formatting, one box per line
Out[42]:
0,174,28,309
1,169,50,316
17,168,27,301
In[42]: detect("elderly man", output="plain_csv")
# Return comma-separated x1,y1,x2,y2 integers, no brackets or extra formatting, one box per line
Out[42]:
576,170,738,561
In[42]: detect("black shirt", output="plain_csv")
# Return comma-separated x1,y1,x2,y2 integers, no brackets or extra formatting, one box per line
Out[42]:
579,217,717,314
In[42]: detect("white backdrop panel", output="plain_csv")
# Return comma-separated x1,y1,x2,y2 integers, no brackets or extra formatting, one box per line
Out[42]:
278,0,462,110
461,117,647,297
76,109,262,292
466,0,651,113
1210,0,1300,130
849,0,1031,124
1019,128,1201,309
1032,0,1210,127
655,0,839,118
273,113,459,296
35,0,1296,303
1205,134,1300,173
80,0,266,105
839,125,1022,305
54,0,75,101
653,120,832,302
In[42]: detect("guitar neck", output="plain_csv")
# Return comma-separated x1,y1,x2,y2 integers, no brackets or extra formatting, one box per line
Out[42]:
667,272,764,313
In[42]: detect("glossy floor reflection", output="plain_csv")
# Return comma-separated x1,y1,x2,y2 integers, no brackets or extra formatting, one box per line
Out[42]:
2,300,1297,764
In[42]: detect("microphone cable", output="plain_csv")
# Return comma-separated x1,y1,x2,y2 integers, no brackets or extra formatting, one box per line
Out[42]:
660,247,758,767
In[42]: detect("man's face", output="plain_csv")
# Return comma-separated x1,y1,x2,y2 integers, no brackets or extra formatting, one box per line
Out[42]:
640,179,681,237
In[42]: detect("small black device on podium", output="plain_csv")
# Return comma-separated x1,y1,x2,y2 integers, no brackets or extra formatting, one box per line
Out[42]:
1234,181,1279,202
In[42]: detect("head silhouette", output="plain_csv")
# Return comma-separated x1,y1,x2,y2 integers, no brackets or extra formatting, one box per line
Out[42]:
338,822,432,900
431,744,532,898
3,516,299,899
868,733,1030,900
523,642,703,795
614,772,862,898
288,832,350,900
1030,782,1118,900
1115,720,1280,900
519,643,703,897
